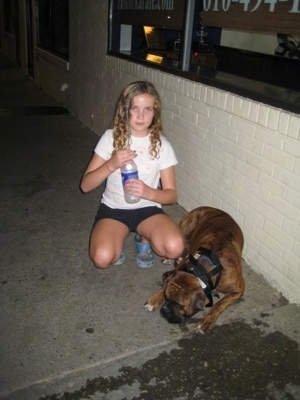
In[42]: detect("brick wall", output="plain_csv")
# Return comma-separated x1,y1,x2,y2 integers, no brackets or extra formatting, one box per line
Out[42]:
68,2,300,303
161,77,300,302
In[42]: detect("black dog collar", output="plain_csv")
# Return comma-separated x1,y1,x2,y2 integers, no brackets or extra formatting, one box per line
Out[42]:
179,247,223,307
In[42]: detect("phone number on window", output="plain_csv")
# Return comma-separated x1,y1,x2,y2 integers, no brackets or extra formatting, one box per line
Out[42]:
203,0,300,13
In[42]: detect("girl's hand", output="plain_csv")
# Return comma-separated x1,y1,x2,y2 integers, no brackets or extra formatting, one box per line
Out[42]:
124,179,150,200
108,148,137,171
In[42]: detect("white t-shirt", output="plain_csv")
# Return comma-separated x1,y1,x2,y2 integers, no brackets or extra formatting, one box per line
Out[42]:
94,129,178,209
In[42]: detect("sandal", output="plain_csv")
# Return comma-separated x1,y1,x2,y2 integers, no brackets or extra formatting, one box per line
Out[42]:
134,235,155,268
113,251,126,265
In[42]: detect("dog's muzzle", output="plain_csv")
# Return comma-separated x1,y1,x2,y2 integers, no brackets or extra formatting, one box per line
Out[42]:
160,303,189,324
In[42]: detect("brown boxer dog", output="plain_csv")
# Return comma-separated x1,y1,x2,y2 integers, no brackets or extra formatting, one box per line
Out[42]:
144,206,245,333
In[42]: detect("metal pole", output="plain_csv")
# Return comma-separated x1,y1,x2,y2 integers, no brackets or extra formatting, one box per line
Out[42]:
182,0,195,71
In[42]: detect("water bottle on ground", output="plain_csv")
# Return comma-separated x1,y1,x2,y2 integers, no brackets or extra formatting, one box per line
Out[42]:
121,160,140,203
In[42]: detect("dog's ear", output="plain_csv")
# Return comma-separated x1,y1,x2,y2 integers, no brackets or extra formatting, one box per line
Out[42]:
194,289,207,311
166,280,182,297
162,270,175,282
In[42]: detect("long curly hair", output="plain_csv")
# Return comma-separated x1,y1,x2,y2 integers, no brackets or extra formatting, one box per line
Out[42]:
112,81,162,159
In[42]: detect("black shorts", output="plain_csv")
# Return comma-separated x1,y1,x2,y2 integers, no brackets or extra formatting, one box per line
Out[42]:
93,203,166,232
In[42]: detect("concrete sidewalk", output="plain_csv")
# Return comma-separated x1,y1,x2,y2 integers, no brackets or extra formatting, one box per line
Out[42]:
0,53,299,400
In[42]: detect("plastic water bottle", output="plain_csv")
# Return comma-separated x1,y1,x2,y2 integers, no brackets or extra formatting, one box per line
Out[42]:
121,160,140,203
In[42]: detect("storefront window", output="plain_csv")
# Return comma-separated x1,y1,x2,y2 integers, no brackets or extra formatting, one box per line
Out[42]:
108,0,300,114
3,0,16,34
109,0,187,69
37,0,69,60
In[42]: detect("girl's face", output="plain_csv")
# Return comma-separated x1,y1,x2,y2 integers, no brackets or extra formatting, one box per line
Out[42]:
129,93,155,137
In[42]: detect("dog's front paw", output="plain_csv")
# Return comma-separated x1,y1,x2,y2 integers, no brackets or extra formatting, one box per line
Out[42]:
144,299,161,312
144,303,155,312
161,256,183,266
195,324,206,334
144,289,165,312
161,257,173,265
195,315,216,333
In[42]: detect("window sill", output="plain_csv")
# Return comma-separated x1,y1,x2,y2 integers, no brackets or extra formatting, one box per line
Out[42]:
108,51,300,115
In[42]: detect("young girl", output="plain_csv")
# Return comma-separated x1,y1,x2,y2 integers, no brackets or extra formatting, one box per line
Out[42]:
80,81,185,268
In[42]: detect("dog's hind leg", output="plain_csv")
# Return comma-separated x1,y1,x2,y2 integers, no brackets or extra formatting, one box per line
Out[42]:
144,288,165,312
195,290,243,333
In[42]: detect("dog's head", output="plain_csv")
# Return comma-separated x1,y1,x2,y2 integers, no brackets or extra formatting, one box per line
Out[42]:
160,269,208,324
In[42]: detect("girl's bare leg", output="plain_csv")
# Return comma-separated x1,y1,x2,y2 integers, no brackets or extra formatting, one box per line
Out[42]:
137,214,185,260
89,219,130,269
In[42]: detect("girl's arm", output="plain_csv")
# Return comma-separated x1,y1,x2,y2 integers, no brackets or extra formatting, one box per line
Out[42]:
80,148,137,193
152,166,178,204
80,153,112,193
